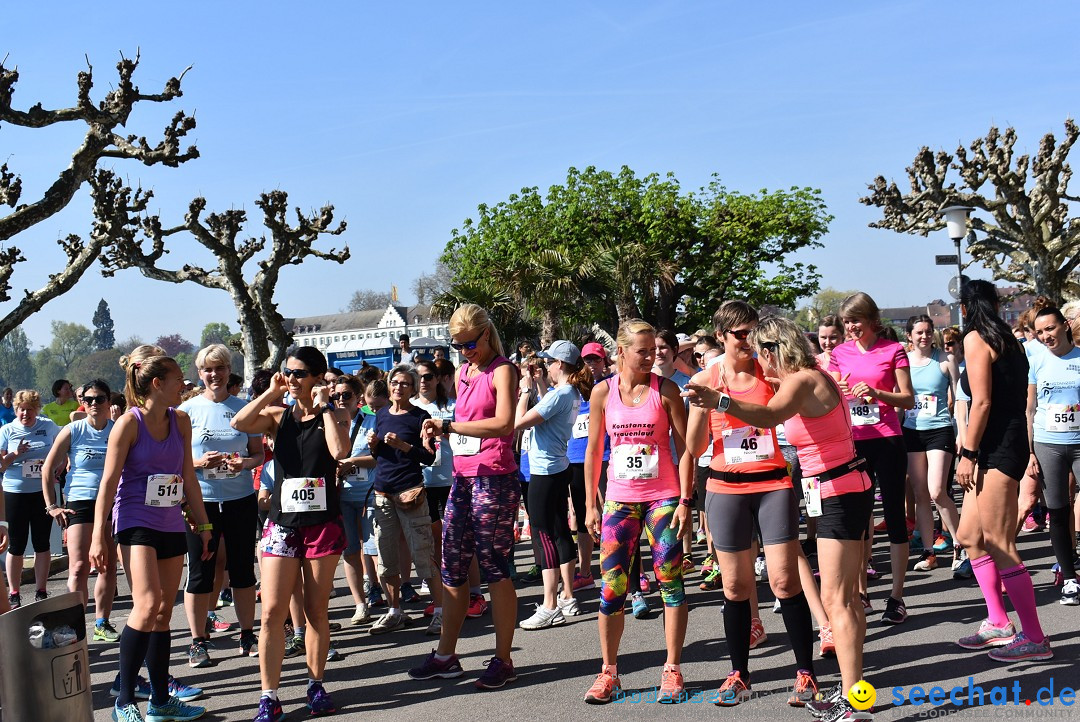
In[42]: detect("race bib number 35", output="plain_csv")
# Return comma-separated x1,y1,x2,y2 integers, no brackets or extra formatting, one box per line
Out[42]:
722,427,775,465
847,399,881,426
1046,404,1080,433
612,444,660,481
281,477,327,513
449,433,481,456
144,474,182,507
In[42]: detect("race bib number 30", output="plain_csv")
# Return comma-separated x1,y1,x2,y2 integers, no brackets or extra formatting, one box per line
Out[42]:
144,474,182,507
722,427,775,465
612,444,660,481
281,477,327,513
847,399,881,426
1046,404,1080,433
572,413,590,439
449,433,481,456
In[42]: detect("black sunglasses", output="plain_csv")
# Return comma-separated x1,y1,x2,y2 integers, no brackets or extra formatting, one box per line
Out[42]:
450,330,484,351
418,373,436,382
329,392,353,402
758,341,779,354
725,329,751,341
83,395,108,405
282,368,311,379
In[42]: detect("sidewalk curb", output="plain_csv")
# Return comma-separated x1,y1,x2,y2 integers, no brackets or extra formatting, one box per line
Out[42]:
19,554,68,585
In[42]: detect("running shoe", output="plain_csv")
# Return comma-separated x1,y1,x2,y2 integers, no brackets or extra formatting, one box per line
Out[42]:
424,601,436,617
699,568,722,591
557,595,581,617
351,602,372,625
521,565,542,583
519,604,564,630
696,528,708,545
953,558,973,580
987,632,1053,662
146,695,206,722
112,702,145,722
584,669,621,704
35,589,48,602
873,518,887,532
865,560,879,578
187,639,211,668
519,522,531,541
749,617,767,648
958,619,1016,649
754,555,767,580
253,695,284,722
639,573,652,594
110,675,153,700
909,531,923,552
1061,578,1080,606
701,553,716,574
419,580,430,596
682,556,697,574
860,593,873,614
426,611,443,636
328,621,342,632
631,591,650,618
217,588,234,609
408,649,465,679
7,592,20,609
475,656,517,690
206,612,233,634
716,670,752,706
369,611,410,635
881,596,907,625
913,551,937,571
819,623,835,658
239,630,259,657
306,681,336,716
400,582,421,604
467,593,490,618
657,665,685,703
366,584,386,608
814,697,873,721
951,546,968,571
933,533,952,553
788,668,818,707
1052,564,1063,587
1021,513,1038,532
95,619,121,642
167,678,203,702
807,682,842,718
326,643,341,662
572,573,596,590
283,634,305,658
772,598,782,614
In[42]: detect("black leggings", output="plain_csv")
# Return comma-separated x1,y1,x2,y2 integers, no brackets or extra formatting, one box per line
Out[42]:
856,436,908,544
5,491,52,556
528,468,576,569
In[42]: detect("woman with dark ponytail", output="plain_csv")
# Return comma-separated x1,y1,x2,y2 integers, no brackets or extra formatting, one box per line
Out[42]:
953,280,1052,661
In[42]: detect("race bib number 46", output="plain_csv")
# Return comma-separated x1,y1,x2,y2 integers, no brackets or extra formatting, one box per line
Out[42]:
144,474,182,507
847,399,881,426
612,444,660,481
1046,404,1080,433
281,477,327,513
722,427,775,465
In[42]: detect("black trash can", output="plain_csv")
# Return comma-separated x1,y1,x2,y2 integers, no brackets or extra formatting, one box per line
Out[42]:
0,591,93,721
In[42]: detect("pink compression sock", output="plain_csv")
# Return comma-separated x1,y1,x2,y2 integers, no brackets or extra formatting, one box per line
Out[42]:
970,555,1009,628
999,563,1045,644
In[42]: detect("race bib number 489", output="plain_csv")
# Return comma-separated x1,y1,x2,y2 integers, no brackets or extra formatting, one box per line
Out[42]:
847,399,881,426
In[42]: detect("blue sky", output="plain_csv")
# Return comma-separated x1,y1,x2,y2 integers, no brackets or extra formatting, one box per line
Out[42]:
3,1,1078,349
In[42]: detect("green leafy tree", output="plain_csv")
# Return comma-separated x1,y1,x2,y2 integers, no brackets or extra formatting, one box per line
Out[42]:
117,335,145,353
346,289,393,312
794,287,859,330
91,299,116,351
200,322,234,349
47,321,95,371
0,327,35,389
69,348,125,392
33,349,66,394
175,351,195,379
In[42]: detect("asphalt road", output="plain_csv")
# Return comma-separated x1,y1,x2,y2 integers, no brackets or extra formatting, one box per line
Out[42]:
8,515,1078,722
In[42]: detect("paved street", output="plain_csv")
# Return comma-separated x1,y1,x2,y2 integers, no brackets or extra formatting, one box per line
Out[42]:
7,516,1077,722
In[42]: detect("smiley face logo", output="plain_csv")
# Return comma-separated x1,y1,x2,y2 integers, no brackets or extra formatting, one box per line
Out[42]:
848,680,876,711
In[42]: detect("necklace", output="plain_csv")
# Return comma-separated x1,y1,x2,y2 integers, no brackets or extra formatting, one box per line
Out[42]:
626,379,648,405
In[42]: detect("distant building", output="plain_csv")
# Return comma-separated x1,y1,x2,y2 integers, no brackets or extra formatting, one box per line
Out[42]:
880,288,1037,333
285,304,452,373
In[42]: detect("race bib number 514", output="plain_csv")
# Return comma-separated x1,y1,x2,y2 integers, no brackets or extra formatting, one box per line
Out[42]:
144,474,182,507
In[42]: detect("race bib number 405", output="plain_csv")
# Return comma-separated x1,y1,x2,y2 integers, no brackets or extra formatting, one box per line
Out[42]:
144,474,182,507
847,399,881,426
722,427,775,465
281,477,327,513
1046,404,1080,433
612,444,660,481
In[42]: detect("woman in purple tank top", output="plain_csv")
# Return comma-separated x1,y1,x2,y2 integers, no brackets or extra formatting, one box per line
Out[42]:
90,346,213,722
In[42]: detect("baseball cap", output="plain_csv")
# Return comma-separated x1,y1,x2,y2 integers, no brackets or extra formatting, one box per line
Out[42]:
581,342,608,360
538,340,581,365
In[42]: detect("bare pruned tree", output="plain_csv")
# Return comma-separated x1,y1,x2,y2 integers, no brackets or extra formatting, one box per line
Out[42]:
0,51,196,338
861,120,1080,302
101,190,350,384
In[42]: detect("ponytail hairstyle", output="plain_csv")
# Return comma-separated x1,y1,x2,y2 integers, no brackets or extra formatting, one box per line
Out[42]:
118,344,172,408
1035,307,1074,345
416,359,449,410
906,314,935,339
614,319,656,371
449,304,505,358
565,359,595,400
838,292,883,331
961,280,1018,357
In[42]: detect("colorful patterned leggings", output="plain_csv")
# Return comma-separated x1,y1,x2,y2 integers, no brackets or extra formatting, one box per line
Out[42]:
441,472,521,587
599,497,685,615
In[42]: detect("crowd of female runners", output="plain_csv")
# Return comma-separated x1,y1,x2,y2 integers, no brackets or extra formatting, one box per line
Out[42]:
0,283,1074,722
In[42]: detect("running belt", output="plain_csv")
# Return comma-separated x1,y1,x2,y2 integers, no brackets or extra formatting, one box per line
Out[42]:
708,457,867,484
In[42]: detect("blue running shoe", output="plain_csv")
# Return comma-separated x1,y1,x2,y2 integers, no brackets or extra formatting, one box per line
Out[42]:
111,675,153,700
167,677,204,702
113,702,145,721
146,695,206,721
307,681,337,716
253,695,285,722
631,592,650,619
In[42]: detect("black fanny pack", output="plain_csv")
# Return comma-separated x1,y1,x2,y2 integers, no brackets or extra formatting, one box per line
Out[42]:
709,466,789,483
807,457,868,483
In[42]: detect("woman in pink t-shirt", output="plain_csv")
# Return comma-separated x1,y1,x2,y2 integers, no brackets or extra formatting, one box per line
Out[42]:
828,292,914,626
581,319,689,705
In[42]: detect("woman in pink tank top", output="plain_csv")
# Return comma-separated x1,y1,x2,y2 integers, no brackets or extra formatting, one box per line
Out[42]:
581,320,689,705
685,317,871,718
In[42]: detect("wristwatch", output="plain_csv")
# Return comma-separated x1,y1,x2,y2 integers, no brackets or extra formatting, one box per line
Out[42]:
679,497,693,507
959,447,978,460
442,418,452,435
716,393,732,412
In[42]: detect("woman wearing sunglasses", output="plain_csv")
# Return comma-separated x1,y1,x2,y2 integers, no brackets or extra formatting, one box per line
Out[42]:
179,344,265,666
409,304,521,690
42,379,120,641
232,346,351,721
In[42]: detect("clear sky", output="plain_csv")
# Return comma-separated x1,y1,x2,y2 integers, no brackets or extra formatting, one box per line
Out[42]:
3,1,1078,349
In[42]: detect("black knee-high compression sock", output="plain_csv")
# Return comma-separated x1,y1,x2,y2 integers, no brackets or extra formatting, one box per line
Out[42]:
779,592,816,677
723,598,752,682
117,627,152,707
145,630,173,705
1048,507,1077,578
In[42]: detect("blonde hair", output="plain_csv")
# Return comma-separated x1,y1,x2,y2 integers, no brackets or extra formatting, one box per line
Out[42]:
195,343,232,370
119,344,173,407
449,304,505,358
838,292,882,329
615,319,655,370
13,389,41,410
750,317,816,374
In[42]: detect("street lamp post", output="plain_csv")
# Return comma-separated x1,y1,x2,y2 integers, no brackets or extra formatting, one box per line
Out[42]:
942,205,973,331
